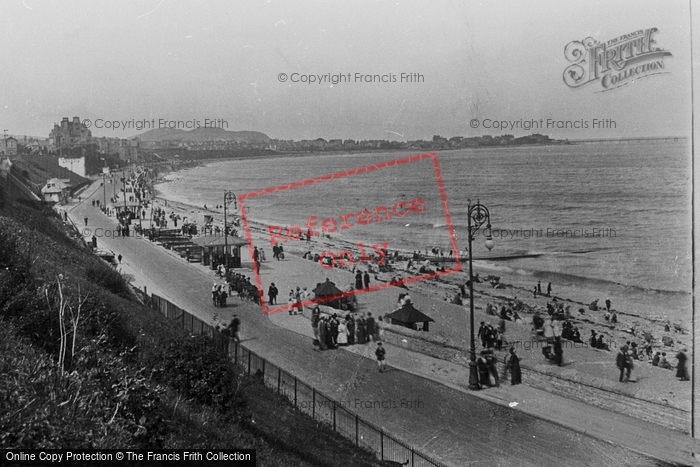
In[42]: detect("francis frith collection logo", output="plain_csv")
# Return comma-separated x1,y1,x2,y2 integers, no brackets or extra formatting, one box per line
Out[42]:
563,28,672,92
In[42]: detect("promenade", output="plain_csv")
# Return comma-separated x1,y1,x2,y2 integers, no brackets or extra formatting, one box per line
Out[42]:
67,178,699,466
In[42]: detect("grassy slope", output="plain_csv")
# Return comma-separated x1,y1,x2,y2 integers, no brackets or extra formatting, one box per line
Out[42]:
0,180,390,467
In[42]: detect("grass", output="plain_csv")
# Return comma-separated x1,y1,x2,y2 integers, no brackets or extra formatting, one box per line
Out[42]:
0,179,392,466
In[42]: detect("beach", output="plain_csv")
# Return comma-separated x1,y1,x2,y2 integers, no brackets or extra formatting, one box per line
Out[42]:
147,147,692,413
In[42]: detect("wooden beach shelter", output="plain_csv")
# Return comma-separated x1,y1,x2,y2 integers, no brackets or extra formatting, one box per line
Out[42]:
312,278,345,309
191,235,248,269
385,302,435,331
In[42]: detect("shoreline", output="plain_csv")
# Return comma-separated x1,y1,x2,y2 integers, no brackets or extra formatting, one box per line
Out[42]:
144,185,691,411
152,179,690,318
149,189,691,340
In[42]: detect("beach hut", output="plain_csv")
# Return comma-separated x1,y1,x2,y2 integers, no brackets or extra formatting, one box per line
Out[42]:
312,278,345,309
191,234,248,268
385,302,435,331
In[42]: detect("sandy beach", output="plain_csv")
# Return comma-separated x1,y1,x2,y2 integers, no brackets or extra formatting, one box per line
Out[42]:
146,174,691,412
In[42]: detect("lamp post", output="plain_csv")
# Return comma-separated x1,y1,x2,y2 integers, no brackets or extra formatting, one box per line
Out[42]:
466,199,494,390
121,176,128,224
223,191,237,268
102,172,106,212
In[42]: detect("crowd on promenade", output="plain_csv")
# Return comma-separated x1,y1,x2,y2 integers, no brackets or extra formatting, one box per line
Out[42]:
311,307,379,351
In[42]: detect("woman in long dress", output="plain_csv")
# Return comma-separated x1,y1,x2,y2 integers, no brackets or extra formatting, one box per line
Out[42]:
544,318,554,342
507,348,522,385
676,349,689,380
356,316,367,344
318,317,328,350
337,320,348,346
477,353,490,388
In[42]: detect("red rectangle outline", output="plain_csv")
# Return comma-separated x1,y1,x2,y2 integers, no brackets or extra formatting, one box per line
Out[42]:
238,152,463,315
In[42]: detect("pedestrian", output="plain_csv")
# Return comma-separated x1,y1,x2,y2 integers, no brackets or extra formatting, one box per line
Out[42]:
337,318,348,346
487,350,499,386
91,234,97,248
294,286,302,314
366,312,376,342
478,322,487,347
506,348,522,385
117,254,122,264
329,314,339,347
278,245,284,260
346,315,356,345
605,298,612,312
547,282,552,297
537,281,542,295
533,286,538,298
375,342,387,372
228,314,241,343
311,306,321,350
356,314,367,344
363,270,370,289
272,244,279,260
553,337,563,366
268,282,278,305
355,270,363,290
84,216,88,226
212,283,219,307
317,317,329,350
288,290,295,315
617,346,632,382
477,352,490,387
676,349,689,380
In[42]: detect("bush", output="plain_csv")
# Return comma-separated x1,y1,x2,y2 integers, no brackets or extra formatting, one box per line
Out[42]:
151,335,247,419
85,262,132,299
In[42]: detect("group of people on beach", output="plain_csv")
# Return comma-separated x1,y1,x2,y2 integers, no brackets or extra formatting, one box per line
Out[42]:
532,281,552,298
475,321,522,387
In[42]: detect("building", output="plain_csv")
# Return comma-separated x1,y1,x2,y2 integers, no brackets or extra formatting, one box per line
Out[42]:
41,178,72,203
117,139,140,162
58,156,87,177
49,117,92,149
0,157,12,177
0,136,18,156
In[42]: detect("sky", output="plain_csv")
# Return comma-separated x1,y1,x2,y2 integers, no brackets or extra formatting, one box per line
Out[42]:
0,0,694,141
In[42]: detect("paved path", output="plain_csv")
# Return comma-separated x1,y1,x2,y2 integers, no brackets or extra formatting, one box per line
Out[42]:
64,178,699,467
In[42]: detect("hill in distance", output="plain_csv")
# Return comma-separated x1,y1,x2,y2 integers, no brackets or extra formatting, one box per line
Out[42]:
132,127,271,144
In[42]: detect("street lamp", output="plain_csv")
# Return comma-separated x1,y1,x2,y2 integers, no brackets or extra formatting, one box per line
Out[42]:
223,191,237,268
121,176,128,225
102,172,106,212
466,199,494,390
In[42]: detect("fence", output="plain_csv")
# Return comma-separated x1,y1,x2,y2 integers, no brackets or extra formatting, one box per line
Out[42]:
148,293,448,467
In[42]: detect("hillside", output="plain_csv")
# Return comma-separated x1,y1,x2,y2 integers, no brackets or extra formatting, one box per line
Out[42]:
0,179,389,466
133,127,271,144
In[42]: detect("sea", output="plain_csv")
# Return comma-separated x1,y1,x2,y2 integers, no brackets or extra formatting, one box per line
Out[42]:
155,139,692,320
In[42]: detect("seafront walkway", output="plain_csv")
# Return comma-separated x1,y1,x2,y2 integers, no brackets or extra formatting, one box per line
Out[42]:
65,179,699,466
